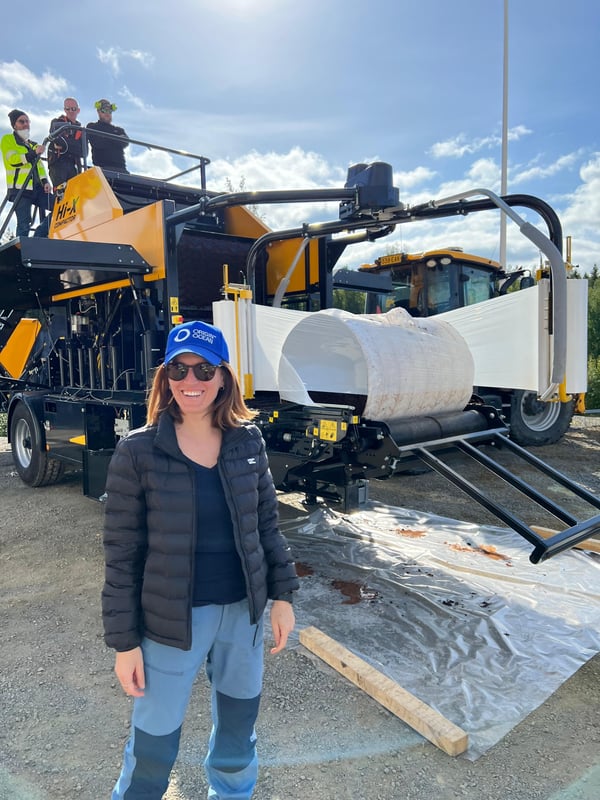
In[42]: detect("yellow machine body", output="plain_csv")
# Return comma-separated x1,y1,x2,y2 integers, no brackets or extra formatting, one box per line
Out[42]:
47,168,167,303
0,318,42,378
223,204,321,295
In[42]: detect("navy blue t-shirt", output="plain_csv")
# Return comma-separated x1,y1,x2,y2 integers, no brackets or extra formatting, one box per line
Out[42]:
192,463,247,606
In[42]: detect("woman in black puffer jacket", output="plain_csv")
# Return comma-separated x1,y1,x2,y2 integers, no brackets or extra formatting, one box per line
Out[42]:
102,320,298,800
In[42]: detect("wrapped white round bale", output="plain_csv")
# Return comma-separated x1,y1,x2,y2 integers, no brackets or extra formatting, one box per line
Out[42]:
278,307,474,421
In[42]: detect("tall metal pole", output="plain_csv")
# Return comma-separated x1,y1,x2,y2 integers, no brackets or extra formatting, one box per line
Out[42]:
499,0,509,268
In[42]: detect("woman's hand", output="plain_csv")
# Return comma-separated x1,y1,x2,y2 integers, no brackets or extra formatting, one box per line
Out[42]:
269,600,295,654
114,647,146,697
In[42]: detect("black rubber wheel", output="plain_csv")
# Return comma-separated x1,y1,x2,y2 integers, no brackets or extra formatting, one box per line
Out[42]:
508,390,575,446
10,403,64,486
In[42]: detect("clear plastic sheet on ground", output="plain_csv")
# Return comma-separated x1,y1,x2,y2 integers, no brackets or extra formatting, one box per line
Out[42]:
279,502,600,759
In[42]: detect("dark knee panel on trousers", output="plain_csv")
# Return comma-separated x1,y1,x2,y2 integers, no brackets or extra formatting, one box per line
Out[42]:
124,726,182,798
212,692,260,773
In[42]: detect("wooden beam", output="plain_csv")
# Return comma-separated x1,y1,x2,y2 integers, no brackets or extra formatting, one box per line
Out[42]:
531,525,600,554
299,626,468,756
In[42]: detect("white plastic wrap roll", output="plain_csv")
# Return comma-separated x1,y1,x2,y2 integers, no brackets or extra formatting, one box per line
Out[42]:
278,307,474,421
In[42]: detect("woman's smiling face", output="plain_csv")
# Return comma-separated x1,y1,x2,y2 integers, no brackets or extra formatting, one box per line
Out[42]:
167,353,223,417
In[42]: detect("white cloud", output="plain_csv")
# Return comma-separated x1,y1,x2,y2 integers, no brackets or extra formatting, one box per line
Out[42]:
512,150,584,183
406,158,502,207
430,125,532,159
128,148,176,178
97,48,120,76
97,47,154,76
128,50,155,69
206,147,346,230
394,166,437,190
559,153,600,272
0,60,68,105
210,146,344,190
118,86,150,112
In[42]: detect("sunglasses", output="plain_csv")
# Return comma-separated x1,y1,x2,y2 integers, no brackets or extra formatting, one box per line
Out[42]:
165,361,219,382
64,106,78,112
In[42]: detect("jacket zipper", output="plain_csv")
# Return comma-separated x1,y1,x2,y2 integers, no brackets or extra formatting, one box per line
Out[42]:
219,434,258,624
186,463,197,649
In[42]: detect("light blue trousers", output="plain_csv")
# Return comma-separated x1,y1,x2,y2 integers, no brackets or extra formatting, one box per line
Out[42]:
111,600,264,799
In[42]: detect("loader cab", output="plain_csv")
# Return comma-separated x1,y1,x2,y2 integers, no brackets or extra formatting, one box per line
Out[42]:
360,250,500,316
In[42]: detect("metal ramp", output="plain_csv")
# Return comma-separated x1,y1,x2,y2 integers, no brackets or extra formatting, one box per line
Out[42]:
391,426,600,563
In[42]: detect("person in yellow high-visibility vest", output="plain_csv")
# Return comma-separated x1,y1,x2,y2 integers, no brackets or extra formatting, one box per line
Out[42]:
1,108,54,238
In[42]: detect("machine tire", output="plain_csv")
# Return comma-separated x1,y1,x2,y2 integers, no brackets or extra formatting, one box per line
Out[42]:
508,390,575,446
9,402,64,487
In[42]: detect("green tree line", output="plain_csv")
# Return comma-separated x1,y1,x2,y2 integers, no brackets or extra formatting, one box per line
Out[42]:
585,266,600,409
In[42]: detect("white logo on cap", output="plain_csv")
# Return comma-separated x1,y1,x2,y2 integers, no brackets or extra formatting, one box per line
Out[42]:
173,329,191,343
192,329,216,344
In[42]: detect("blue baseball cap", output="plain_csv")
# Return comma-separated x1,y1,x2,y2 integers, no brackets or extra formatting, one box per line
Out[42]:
164,321,229,366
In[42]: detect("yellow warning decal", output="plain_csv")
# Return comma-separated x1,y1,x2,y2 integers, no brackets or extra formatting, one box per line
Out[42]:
318,420,338,441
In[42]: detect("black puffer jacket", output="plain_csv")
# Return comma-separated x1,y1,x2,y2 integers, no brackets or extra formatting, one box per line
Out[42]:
102,413,299,652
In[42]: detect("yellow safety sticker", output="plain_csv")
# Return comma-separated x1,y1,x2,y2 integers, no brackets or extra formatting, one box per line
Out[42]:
318,419,338,441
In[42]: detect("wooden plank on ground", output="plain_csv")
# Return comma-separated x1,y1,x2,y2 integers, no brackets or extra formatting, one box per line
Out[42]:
299,625,468,756
531,525,600,554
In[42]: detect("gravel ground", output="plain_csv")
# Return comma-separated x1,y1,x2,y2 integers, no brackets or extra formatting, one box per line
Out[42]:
1,418,599,800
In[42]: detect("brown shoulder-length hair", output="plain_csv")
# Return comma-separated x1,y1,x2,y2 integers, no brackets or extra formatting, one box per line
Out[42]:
146,361,257,429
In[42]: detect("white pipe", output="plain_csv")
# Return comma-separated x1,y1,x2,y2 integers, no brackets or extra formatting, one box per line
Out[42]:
273,238,310,308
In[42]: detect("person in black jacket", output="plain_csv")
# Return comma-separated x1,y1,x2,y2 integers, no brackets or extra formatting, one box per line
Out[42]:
86,98,128,172
47,97,85,187
102,319,298,800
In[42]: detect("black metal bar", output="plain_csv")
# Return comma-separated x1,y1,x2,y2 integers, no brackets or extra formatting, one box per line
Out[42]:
408,194,563,253
495,433,600,510
99,347,107,390
245,218,396,297
165,186,358,228
456,438,579,526
0,376,51,392
204,187,357,211
110,346,118,389
67,345,74,385
414,446,545,548
243,193,563,298
0,152,39,239
389,425,508,458
164,163,203,182
389,410,502,450
413,444,600,564
531,517,600,563
49,123,211,176
18,238,151,272
59,349,65,385
77,347,84,388
88,347,96,389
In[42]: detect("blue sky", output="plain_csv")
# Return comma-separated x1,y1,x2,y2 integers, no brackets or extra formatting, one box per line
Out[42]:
2,0,599,273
